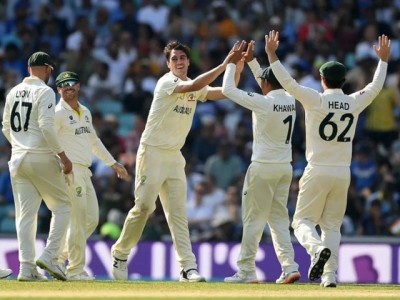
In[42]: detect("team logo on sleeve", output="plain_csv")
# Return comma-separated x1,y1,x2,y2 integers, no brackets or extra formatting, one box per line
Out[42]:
139,175,147,185
247,92,254,97
75,186,82,197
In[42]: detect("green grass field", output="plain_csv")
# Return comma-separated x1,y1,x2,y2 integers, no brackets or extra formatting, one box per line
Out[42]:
0,280,399,300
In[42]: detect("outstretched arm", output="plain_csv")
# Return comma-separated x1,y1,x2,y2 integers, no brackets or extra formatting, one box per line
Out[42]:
352,34,391,111
244,41,265,88
373,34,391,62
265,30,321,107
174,41,240,94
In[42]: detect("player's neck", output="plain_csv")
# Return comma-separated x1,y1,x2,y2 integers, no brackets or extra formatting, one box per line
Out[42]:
65,98,79,112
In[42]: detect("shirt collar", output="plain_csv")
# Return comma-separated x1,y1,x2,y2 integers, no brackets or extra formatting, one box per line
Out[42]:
60,98,82,111
323,89,344,95
267,89,287,96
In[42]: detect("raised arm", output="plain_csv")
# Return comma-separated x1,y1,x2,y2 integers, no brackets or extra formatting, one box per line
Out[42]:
174,42,240,94
265,30,280,64
205,41,247,100
244,41,265,88
374,34,391,62
351,34,391,111
265,30,321,106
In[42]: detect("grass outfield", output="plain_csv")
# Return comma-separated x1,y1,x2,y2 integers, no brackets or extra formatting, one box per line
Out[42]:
0,280,399,300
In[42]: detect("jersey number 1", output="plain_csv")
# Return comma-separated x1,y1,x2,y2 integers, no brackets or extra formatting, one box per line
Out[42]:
11,101,32,132
283,115,293,144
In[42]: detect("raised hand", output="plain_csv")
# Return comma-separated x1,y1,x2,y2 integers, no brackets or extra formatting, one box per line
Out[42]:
243,40,255,63
265,30,280,55
222,41,241,67
228,40,247,64
373,34,391,62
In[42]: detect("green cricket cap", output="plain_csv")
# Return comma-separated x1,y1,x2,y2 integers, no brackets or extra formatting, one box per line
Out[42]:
55,71,80,86
259,67,280,86
28,51,55,70
319,61,346,81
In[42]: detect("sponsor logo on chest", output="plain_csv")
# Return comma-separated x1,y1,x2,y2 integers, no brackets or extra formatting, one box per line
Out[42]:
68,114,91,135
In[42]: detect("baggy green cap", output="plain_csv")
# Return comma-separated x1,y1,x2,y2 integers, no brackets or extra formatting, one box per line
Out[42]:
319,61,346,81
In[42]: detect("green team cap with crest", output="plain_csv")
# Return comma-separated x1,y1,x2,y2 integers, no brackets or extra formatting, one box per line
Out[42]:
55,71,80,87
259,66,281,87
319,61,346,81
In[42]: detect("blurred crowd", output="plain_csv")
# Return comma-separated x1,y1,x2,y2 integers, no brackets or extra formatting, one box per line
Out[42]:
0,0,400,241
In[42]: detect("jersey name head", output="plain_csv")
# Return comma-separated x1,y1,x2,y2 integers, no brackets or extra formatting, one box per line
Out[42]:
328,101,349,110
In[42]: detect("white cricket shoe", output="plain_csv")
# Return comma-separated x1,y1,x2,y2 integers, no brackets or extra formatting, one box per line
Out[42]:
320,281,337,288
308,247,331,281
36,256,67,281
0,268,12,279
67,271,95,281
224,272,258,283
112,256,128,280
17,269,48,281
179,269,206,282
275,271,301,284
58,260,67,275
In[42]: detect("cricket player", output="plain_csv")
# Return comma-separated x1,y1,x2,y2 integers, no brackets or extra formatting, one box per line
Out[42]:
111,41,238,282
54,71,129,280
222,41,300,284
265,30,391,287
2,52,72,281
0,268,12,279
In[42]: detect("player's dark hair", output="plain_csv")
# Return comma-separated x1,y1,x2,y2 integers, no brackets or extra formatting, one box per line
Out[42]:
265,79,283,89
324,78,345,89
164,41,190,61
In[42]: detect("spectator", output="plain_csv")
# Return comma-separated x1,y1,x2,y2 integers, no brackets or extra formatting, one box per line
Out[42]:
204,140,243,190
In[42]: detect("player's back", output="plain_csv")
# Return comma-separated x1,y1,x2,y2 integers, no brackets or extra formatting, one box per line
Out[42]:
270,59,388,167
251,90,296,164
4,77,56,154
305,90,361,166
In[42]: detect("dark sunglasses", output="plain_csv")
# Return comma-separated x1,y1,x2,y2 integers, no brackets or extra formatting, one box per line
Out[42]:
58,80,79,88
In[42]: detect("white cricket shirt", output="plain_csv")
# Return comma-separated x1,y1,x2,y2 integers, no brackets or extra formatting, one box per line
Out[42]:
223,63,296,163
270,59,388,166
2,76,63,155
140,72,209,150
55,99,116,167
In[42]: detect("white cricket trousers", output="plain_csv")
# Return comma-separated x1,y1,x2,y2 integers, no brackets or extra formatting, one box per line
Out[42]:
237,162,298,275
112,144,197,271
58,164,99,276
292,164,350,283
10,153,71,271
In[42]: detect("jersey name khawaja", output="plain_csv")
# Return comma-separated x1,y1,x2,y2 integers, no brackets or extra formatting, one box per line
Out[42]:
223,63,296,163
